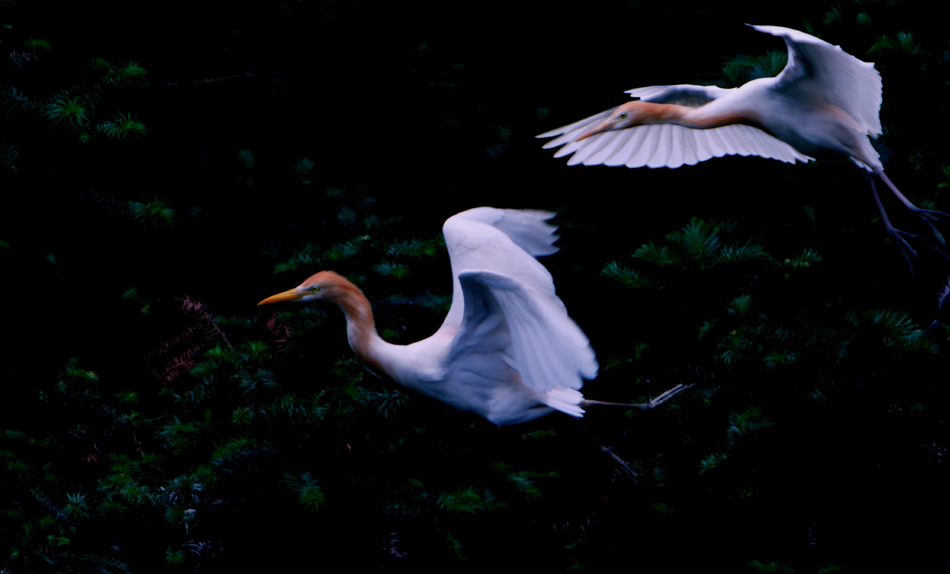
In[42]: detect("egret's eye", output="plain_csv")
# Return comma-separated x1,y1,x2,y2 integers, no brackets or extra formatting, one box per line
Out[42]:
617,112,628,120
310,286,321,292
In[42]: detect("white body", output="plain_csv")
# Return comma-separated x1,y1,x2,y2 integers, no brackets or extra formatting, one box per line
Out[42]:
267,209,599,425
538,25,884,172
385,208,598,424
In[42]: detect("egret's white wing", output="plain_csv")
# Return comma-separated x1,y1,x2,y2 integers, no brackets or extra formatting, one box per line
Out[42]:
416,272,523,423
444,270,596,424
448,207,560,258
546,120,811,168
539,83,812,168
626,84,736,106
752,25,882,136
424,208,596,424
438,208,561,337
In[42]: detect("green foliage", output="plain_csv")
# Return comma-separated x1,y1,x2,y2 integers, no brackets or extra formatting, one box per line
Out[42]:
273,242,321,275
437,487,501,515
23,38,52,52
601,212,946,565
293,157,315,185
237,148,255,169
3,1,950,572
3,53,148,146
601,261,657,289
0,180,585,570
99,111,147,141
622,219,768,271
783,248,822,270
0,142,21,172
501,464,559,501
121,287,152,315
128,197,175,227
849,308,930,350
748,560,795,573
165,547,186,566
282,472,326,511
869,31,920,54
45,94,89,128
726,407,775,444
723,51,789,86
157,417,202,452
373,259,410,278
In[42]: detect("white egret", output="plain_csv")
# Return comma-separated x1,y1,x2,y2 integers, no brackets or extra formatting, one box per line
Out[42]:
258,207,690,425
538,25,943,261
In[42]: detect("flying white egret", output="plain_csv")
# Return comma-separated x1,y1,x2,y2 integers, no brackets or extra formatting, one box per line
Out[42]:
538,25,943,261
258,207,690,425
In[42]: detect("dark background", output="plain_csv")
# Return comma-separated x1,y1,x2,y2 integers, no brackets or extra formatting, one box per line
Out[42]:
3,0,949,572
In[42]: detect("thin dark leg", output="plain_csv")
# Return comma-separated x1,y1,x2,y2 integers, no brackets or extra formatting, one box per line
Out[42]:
867,173,918,272
574,383,695,481
877,171,946,245
580,383,694,410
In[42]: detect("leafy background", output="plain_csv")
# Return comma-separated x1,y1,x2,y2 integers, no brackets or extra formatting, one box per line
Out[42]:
2,0,949,571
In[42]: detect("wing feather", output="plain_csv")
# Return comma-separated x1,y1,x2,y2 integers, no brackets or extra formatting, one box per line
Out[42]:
547,121,811,168
567,130,620,165
421,208,598,424
539,77,812,168
751,24,882,136
679,127,699,166
449,271,597,422
540,32,868,169
622,128,655,167
437,207,562,338
667,125,686,168
625,84,736,105
585,130,627,165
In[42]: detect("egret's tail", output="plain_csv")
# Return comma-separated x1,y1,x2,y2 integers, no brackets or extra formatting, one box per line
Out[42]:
541,387,585,417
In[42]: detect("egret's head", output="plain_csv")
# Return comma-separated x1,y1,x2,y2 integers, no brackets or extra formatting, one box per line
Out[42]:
257,270,349,305
577,100,646,141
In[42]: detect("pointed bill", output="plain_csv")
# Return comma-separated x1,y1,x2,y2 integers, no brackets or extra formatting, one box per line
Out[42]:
257,288,303,306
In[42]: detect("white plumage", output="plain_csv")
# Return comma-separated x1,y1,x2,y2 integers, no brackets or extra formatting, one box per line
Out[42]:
538,25,942,264
538,25,881,171
258,207,598,425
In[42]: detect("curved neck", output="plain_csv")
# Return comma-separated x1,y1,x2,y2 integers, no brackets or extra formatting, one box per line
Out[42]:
328,281,395,378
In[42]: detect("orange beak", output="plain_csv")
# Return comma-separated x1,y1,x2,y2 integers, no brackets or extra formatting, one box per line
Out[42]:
257,287,303,306
576,120,610,142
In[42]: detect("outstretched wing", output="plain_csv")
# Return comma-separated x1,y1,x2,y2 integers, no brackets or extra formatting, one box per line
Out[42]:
433,208,597,423
538,84,811,168
624,84,736,105
752,24,882,137
438,207,561,337
445,270,595,424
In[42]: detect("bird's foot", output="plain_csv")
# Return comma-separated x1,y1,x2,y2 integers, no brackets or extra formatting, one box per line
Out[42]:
910,208,947,245
876,171,945,243
877,218,919,273
913,207,948,222
644,383,695,408
624,383,695,410
889,226,920,266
